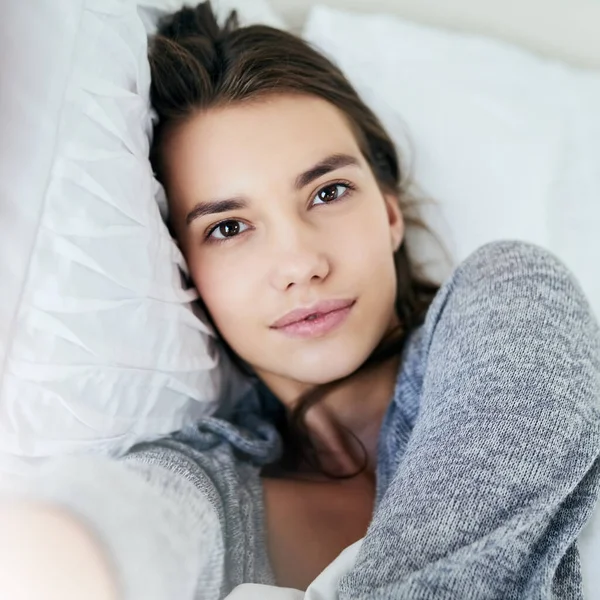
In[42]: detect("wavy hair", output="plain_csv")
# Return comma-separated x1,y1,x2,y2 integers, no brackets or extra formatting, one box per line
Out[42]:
148,1,445,478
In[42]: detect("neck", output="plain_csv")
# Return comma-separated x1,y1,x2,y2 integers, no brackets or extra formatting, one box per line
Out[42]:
262,353,401,478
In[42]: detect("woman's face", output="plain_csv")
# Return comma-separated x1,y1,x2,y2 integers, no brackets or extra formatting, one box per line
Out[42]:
161,94,404,399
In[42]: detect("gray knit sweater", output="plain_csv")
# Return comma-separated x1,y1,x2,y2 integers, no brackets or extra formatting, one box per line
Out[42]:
19,240,600,600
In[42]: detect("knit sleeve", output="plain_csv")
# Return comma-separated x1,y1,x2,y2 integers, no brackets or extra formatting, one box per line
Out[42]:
11,449,227,600
339,240,600,599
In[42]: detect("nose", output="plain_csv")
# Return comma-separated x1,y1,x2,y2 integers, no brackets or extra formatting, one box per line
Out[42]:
268,224,330,291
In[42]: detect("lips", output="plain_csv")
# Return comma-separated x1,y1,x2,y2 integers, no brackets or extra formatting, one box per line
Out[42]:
271,299,356,329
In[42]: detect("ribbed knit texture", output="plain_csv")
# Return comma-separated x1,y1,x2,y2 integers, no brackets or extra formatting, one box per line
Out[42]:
18,240,600,599
339,240,600,599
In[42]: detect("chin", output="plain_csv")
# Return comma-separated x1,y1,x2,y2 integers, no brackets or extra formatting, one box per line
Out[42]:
288,350,369,386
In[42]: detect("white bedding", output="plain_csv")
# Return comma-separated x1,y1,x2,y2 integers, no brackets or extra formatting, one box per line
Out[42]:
0,0,280,483
270,0,600,69
2,0,598,596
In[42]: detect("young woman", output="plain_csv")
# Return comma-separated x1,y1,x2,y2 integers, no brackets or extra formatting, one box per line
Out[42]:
2,3,600,599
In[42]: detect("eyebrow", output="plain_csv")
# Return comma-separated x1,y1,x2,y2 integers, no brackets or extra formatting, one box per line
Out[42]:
186,197,248,226
185,152,360,226
294,153,360,190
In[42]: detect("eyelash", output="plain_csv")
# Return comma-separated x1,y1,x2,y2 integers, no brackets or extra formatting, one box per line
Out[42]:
204,180,357,244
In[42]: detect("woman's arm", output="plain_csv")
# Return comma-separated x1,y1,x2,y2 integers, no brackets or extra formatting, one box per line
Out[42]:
0,501,118,600
0,452,226,600
340,240,600,599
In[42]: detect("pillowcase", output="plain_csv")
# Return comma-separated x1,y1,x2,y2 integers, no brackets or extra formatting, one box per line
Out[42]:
139,0,286,34
0,0,282,482
303,5,600,318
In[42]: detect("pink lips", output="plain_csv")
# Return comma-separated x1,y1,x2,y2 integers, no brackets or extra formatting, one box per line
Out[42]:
270,299,356,339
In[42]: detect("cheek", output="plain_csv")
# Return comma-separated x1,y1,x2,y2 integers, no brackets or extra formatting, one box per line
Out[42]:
340,200,396,275
190,254,254,341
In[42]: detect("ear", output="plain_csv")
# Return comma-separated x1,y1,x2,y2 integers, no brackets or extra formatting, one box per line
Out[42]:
383,193,404,252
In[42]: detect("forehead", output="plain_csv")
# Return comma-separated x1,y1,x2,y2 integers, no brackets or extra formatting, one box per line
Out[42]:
161,94,364,199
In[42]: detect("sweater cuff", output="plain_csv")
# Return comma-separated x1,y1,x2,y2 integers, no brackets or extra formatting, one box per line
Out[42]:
11,455,224,600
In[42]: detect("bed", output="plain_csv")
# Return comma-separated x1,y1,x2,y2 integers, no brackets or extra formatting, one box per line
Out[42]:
1,0,598,597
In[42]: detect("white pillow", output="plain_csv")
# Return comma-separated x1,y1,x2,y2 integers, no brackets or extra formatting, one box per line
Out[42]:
0,0,282,482
303,5,600,318
139,0,286,34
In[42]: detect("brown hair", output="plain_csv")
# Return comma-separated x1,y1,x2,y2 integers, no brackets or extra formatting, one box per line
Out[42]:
149,1,444,478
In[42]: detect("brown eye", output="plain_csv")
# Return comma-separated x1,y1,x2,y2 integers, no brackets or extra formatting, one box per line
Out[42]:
219,221,240,237
312,183,352,207
208,219,248,241
318,185,340,203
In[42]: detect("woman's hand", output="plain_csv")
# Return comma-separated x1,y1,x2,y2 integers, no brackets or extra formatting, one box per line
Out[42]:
0,500,118,600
